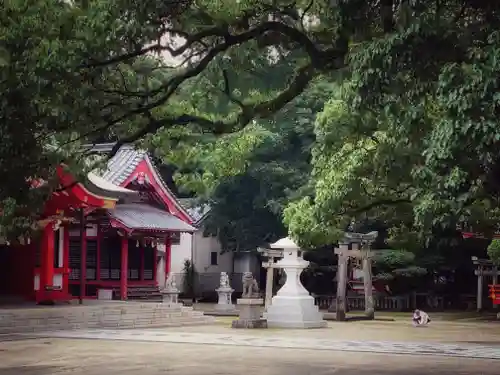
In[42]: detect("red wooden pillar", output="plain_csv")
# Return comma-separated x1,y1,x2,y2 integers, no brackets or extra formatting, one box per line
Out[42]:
62,225,70,296
80,219,87,301
139,241,145,281
39,222,55,302
165,235,171,277
120,234,128,300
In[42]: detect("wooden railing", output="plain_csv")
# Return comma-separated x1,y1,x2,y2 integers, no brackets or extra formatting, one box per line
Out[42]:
313,294,411,311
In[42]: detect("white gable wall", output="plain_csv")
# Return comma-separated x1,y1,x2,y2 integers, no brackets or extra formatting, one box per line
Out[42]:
169,227,234,294
169,232,192,292
192,230,232,274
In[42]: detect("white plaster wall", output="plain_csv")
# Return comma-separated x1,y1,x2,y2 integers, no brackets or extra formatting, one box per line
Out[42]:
168,227,233,294
234,252,259,274
192,230,232,274
170,232,192,274
169,232,193,292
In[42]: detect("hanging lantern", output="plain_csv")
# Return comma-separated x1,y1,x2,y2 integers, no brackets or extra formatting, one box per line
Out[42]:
136,240,140,247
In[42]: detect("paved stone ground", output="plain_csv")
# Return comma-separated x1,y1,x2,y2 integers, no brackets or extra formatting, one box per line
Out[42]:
0,338,499,375
27,327,500,360
188,317,500,343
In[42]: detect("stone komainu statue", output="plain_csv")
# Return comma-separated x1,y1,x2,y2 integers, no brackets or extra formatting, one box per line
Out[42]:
219,271,230,288
241,272,260,298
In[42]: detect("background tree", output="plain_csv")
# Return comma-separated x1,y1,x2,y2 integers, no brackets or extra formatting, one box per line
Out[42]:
285,2,500,247
4,0,500,248
488,240,500,266
0,0,361,239
151,77,338,252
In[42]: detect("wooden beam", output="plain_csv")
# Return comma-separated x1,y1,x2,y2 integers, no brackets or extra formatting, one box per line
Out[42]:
333,249,374,258
257,247,283,258
474,270,500,276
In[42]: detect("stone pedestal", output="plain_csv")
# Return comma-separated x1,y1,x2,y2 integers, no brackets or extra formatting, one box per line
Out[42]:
232,298,267,328
162,274,181,307
264,237,327,329
162,288,181,307
215,287,236,312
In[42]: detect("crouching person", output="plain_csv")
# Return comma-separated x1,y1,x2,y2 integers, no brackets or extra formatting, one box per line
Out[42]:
412,309,431,327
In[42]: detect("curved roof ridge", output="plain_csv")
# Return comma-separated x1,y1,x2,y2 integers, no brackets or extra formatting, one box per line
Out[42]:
94,143,193,223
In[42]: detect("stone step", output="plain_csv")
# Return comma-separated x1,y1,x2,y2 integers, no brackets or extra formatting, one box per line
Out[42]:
0,317,213,333
0,303,214,333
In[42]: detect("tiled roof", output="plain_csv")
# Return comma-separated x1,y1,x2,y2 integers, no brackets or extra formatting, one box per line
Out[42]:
101,145,148,186
108,203,195,232
85,143,191,221
83,143,211,224
178,198,211,225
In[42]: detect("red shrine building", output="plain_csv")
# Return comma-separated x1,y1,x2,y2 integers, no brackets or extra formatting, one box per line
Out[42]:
0,144,196,304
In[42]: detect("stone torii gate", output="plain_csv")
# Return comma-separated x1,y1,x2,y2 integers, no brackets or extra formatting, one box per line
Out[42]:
334,231,378,321
472,256,500,311
258,247,283,309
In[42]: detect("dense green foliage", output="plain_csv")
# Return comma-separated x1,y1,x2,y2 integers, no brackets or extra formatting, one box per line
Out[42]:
487,240,500,266
4,0,500,272
284,1,500,250
1,0,349,239
153,79,337,252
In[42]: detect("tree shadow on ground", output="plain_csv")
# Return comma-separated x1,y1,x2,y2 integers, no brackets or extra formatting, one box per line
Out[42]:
462,341,500,346
272,363,483,375
0,366,61,375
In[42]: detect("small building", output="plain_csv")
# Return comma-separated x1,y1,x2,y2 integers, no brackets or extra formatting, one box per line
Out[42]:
92,144,260,296
0,142,261,304
0,164,195,303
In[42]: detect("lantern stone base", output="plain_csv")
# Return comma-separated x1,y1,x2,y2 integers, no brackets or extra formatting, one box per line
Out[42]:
264,294,327,329
215,287,237,313
231,298,267,329
162,289,181,308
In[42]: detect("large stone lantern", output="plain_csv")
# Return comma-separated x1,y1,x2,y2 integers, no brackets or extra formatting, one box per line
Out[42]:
263,237,327,328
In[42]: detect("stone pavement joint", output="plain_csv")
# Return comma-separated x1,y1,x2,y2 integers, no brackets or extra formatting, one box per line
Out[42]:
27,329,500,360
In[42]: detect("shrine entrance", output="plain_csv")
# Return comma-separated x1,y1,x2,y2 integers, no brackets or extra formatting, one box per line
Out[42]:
67,225,161,299
472,256,500,311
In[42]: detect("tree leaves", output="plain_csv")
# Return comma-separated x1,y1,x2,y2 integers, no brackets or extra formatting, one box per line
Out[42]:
487,239,500,266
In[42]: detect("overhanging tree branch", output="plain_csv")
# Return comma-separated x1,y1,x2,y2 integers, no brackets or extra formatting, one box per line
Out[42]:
109,62,316,157
101,17,347,156
352,198,412,215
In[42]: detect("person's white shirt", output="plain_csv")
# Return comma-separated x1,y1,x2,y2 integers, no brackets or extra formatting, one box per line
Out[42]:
412,309,430,326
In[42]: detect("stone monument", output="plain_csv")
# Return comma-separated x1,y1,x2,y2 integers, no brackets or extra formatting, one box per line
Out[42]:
162,273,181,307
264,237,327,328
215,272,237,313
231,272,267,328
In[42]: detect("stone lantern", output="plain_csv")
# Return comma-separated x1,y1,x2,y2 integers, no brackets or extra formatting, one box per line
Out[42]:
263,237,327,328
